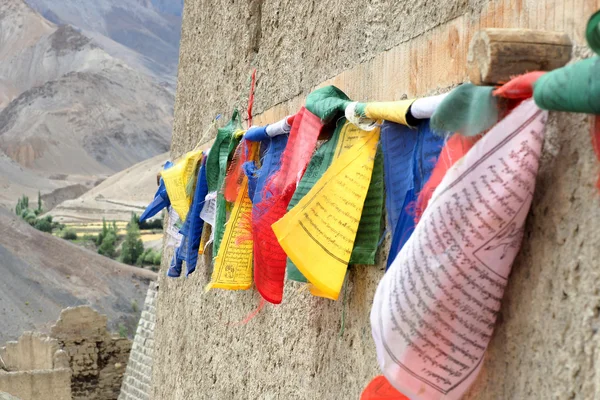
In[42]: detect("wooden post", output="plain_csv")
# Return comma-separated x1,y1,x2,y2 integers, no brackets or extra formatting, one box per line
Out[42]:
467,29,573,85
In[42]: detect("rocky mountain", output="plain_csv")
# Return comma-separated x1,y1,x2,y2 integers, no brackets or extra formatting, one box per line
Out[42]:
0,0,174,201
0,208,156,343
25,0,184,80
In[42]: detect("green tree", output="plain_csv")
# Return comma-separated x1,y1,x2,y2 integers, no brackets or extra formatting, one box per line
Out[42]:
16,195,29,216
97,218,109,246
98,232,117,258
37,191,42,212
145,250,159,265
24,211,37,226
120,214,144,265
61,229,78,240
34,218,52,233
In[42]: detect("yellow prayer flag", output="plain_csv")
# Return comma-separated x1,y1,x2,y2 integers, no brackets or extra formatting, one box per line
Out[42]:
272,127,380,300
364,99,415,126
206,143,257,291
161,150,203,221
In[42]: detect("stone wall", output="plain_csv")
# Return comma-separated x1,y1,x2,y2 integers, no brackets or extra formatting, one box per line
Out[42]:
0,369,71,400
50,306,131,400
118,283,157,400
153,0,600,398
0,332,71,400
0,333,61,371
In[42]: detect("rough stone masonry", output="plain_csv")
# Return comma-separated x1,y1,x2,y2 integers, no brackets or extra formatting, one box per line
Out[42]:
1,306,131,400
152,0,600,398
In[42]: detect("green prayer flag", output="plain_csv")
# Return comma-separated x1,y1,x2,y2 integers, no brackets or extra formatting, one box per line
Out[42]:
205,110,242,257
430,83,498,137
533,9,600,115
305,86,352,121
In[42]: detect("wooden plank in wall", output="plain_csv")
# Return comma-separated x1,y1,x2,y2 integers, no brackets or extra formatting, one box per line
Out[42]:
254,0,595,125
467,29,572,85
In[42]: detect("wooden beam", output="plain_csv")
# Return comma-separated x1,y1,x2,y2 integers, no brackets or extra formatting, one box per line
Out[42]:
467,28,573,85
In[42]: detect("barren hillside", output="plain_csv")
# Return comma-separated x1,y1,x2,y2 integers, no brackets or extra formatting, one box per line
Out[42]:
0,209,156,343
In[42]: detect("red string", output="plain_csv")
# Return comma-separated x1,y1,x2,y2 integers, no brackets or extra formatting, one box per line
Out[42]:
247,68,257,127
226,297,266,326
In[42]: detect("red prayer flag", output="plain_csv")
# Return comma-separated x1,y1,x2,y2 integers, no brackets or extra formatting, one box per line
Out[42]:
361,376,409,400
252,107,324,304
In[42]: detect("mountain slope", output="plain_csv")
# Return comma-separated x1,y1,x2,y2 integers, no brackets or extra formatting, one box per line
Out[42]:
0,68,172,174
0,0,174,177
25,0,183,78
0,0,55,107
0,24,113,108
0,0,54,60
0,209,156,343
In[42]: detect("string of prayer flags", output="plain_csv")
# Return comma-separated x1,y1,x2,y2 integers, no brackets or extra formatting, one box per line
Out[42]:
205,110,243,256
273,125,381,300
431,83,500,137
139,161,173,223
206,142,259,290
253,108,323,304
161,150,204,221
286,118,384,282
381,120,445,269
371,99,547,400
